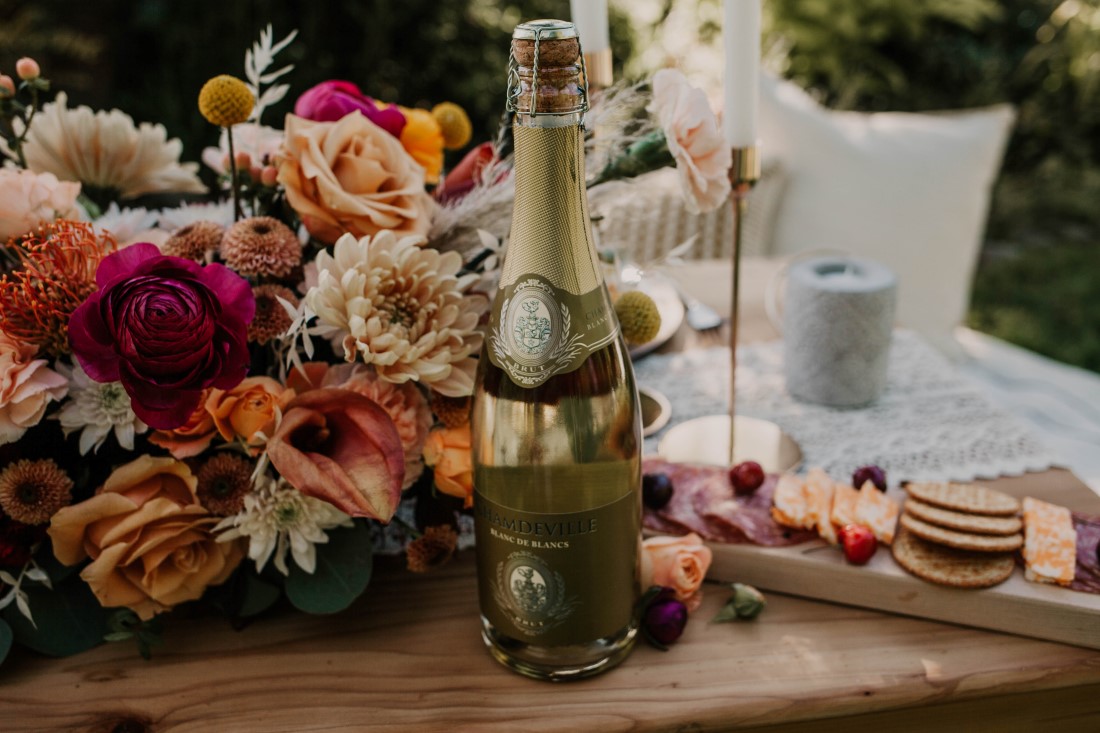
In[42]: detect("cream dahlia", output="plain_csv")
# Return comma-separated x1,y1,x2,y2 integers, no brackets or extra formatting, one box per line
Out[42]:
19,93,206,200
306,231,488,397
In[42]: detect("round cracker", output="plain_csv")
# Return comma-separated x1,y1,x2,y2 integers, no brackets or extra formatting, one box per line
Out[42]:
899,513,1022,552
904,482,1020,517
892,529,1015,589
904,498,1022,536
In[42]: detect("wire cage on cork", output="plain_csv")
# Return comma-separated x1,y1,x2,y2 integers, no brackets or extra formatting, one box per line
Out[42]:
508,19,591,117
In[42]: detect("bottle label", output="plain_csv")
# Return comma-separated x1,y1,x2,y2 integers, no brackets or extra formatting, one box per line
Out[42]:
487,274,618,388
475,490,640,646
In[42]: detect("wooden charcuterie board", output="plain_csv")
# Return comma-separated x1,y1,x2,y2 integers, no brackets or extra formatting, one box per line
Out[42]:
700,470,1100,650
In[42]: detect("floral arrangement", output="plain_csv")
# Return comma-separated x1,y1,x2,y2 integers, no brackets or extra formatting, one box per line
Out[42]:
0,27,730,665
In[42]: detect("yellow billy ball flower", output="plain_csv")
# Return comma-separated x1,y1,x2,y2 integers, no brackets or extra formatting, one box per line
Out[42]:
198,75,254,127
431,101,472,150
614,290,662,345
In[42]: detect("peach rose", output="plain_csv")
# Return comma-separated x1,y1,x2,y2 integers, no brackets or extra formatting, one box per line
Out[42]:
648,69,731,215
0,168,81,241
0,332,68,445
324,364,431,489
147,389,217,458
48,455,245,620
641,532,713,611
206,376,291,449
278,112,435,244
423,424,473,508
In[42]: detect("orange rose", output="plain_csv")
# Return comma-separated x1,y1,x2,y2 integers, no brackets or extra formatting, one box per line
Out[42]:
395,106,444,185
148,389,217,458
278,112,435,244
206,376,291,449
48,455,244,620
423,424,473,508
641,533,713,611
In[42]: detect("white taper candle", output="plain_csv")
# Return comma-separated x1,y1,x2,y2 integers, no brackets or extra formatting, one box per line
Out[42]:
570,0,610,53
723,0,761,147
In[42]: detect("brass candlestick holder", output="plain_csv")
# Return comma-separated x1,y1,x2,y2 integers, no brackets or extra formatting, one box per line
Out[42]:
657,145,802,473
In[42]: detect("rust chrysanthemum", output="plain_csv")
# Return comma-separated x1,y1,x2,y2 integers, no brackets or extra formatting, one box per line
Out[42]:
196,453,254,516
220,216,301,278
0,458,73,525
406,524,459,573
0,220,115,357
248,284,297,345
162,220,224,261
430,392,470,429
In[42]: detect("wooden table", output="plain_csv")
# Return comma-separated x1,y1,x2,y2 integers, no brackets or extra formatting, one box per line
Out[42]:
3,265,1099,732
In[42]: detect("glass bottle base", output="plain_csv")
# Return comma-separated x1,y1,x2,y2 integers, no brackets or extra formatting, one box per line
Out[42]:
480,616,638,681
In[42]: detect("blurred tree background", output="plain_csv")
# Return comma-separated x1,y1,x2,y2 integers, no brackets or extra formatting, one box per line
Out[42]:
1,0,1097,371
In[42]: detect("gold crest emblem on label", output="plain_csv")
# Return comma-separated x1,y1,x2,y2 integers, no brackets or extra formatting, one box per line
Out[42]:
487,275,617,388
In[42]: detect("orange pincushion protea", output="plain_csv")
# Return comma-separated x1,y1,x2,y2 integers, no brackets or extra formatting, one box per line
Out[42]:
0,220,115,357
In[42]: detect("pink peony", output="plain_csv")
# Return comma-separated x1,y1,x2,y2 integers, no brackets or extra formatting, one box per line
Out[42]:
294,80,406,138
0,169,82,242
0,332,68,444
648,69,732,215
68,243,254,430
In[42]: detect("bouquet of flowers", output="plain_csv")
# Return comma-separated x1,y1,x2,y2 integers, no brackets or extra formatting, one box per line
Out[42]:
0,26,730,665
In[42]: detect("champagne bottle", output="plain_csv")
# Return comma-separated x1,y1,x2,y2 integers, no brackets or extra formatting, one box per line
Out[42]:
471,19,642,681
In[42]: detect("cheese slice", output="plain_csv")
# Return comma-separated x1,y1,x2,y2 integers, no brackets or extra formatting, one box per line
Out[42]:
804,468,837,544
1022,497,1076,586
830,483,860,530
855,481,899,545
772,473,813,530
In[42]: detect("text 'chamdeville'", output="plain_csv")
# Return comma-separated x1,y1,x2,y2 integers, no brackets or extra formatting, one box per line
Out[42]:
478,504,597,550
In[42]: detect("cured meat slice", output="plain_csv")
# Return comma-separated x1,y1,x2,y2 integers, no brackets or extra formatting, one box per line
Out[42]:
1070,512,1100,595
641,458,816,546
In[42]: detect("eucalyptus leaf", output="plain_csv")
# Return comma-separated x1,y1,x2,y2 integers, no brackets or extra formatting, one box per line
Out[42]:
0,618,12,666
2,574,111,657
237,571,283,618
285,521,373,615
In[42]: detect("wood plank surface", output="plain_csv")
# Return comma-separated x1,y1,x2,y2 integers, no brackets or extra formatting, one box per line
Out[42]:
1,545,1099,733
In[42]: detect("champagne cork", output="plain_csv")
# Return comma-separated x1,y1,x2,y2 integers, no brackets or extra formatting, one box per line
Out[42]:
511,19,585,114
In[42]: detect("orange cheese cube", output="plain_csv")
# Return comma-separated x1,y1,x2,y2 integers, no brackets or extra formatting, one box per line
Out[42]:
805,468,837,545
1022,497,1076,586
772,473,813,530
855,480,899,545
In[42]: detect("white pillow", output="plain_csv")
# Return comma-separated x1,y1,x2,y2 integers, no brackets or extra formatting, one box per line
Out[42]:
759,74,1015,356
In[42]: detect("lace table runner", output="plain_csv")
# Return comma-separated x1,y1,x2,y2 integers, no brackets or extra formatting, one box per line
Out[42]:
634,330,1058,482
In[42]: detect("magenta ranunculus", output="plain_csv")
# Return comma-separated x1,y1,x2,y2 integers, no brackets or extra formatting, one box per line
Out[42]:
69,243,255,430
294,80,406,138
